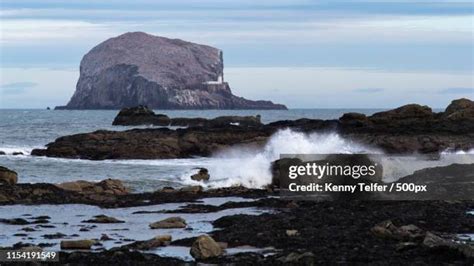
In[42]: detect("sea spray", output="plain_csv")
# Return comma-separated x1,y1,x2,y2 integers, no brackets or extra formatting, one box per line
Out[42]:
179,129,474,188
180,129,378,188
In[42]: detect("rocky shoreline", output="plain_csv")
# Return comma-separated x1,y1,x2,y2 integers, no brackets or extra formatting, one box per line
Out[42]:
0,188,472,264
32,98,474,159
0,166,473,264
1,98,473,264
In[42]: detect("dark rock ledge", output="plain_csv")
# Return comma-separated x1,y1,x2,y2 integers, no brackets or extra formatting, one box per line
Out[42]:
112,105,263,127
0,181,270,208
33,98,474,159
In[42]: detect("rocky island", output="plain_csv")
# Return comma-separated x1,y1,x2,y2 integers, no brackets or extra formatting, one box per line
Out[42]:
55,32,286,110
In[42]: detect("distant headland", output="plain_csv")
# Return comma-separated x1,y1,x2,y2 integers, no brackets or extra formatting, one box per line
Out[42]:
55,32,286,110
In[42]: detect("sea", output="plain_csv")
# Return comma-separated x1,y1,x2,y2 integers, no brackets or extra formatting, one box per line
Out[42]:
0,108,471,193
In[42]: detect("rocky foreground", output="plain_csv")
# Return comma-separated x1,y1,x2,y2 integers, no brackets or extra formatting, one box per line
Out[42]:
1,162,473,264
33,98,474,160
3,99,474,264
0,182,472,264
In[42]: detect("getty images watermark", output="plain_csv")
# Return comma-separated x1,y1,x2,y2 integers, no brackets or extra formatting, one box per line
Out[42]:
275,154,474,201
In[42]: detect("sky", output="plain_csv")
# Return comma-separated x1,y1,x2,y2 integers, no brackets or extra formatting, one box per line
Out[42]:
0,0,473,108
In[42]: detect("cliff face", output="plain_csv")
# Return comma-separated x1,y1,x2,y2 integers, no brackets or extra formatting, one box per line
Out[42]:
58,32,286,110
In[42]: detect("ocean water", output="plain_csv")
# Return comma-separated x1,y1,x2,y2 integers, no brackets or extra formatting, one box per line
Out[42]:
0,108,471,192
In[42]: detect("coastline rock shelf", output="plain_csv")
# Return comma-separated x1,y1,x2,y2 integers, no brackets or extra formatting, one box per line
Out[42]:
55,32,286,110
32,99,474,160
112,105,263,127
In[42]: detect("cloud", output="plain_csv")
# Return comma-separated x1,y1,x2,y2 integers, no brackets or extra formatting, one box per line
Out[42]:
0,81,38,94
353,88,385,93
438,88,474,94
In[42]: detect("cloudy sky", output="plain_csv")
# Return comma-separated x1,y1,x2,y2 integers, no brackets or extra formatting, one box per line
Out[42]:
0,0,473,108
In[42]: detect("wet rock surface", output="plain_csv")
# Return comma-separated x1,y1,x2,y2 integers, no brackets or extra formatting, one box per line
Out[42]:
0,186,472,264
56,179,129,195
119,235,172,250
149,217,187,229
209,200,474,264
190,168,210,182
391,163,474,200
33,99,474,159
113,105,263,127
60,239,96,250
0,182,269,207
112,105,171,126
190,235,223,260
82,215,125,224
0,166,18,185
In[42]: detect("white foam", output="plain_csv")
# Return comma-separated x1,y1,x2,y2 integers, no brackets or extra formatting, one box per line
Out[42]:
177,129,474,188
441,148,474,155
179,129,378,188
0,146,35,156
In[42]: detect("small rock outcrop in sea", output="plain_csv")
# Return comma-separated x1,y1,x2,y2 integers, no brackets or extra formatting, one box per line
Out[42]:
56,179,129,195
112,105,171,126
56,32,286,110
122,235,172,250
191,168,210,181
0,166,18,185
149,217,187,229
60,240,96,250
190,235,223,260
82,215,125,224
443,98,474,120
112,105,263,127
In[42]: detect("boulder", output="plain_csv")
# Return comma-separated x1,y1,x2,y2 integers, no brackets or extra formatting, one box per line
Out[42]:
112,106,171,126
190,235,223,260
179,186,203,193
190,168,210,181
339,112,370,127
82,215,125,223
371,220,424,241
149,217,187,229
370,104,433,121
270,158,303,188
422,232,453,248
100,234,114,241
423,232,474,258
443,98,474,120
277,252,316,264
286,229,299,237
56,179,129,195
0,166,18,185
0,218,29,225
123,235,172,250
60,239,96,250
